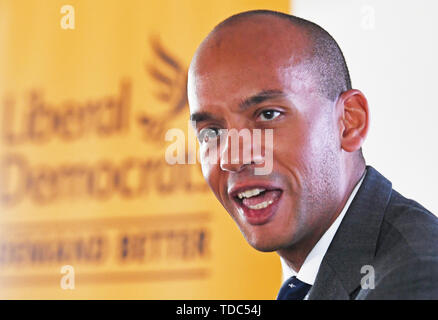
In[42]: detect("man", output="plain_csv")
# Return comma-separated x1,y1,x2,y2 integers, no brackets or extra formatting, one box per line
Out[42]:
187,10,438,299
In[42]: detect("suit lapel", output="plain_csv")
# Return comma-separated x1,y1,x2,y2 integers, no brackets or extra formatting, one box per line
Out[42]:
308,166,393,299
306,261,350,299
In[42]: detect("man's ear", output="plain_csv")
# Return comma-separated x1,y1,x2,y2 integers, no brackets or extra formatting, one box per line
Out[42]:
336,89,369,152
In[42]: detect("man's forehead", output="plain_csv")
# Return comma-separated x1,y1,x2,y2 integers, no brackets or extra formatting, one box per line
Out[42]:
188,54,316,111
188,16,313,98
187,15,319,113
192,15,310,72
189,68,288,107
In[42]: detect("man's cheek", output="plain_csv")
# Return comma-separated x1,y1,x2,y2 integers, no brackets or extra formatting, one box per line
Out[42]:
201,162,223,198
199,148,213,180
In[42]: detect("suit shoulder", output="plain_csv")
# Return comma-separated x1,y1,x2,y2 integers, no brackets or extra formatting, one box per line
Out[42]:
376,189,438,260
364,191,438,299
364,256,438,299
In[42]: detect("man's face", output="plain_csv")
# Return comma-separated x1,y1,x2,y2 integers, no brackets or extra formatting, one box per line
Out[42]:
188,19,343,252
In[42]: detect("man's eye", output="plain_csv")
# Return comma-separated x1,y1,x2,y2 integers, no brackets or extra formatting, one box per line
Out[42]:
198,128,221,143
258,110,281,121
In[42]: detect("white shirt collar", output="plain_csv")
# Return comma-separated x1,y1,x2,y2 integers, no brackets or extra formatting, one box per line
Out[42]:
280,169,367,286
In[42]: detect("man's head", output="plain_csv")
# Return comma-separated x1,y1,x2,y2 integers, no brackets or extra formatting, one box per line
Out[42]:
187,10,369,254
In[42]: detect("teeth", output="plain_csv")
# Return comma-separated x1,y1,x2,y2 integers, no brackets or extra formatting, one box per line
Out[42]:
237,188,266,199
247,199,274,210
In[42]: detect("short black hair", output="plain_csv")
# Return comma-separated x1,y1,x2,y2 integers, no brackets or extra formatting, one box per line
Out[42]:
213,10,352,102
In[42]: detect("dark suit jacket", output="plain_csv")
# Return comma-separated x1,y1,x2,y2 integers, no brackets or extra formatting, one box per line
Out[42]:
307,166,438,299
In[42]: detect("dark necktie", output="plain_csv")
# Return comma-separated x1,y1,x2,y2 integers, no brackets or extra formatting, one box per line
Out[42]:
277,276,312,300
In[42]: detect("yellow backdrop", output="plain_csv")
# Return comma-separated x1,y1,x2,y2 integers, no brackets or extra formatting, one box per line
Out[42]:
0,0,289,299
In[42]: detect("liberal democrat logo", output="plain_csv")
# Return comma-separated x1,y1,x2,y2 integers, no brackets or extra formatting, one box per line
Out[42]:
0,36,204,207
137,37,188,144
0,36,211,286
0,37,188,147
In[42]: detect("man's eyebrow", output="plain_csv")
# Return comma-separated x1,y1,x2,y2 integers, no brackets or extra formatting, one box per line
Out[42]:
239,90,286,110
190,111,216,123
189,90,286,123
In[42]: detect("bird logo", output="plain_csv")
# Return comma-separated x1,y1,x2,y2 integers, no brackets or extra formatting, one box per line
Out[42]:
137,37,188,145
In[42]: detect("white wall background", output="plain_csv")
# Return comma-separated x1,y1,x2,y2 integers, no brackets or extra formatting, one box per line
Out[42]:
292,0,438,215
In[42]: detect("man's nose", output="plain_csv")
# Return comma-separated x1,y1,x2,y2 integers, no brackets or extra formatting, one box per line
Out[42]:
219,129,263,173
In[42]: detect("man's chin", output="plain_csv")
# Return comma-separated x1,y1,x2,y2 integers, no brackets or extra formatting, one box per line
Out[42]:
246,237,283,252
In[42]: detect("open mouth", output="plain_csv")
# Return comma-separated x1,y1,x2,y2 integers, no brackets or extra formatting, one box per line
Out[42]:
235,188,282,209
230,186,283,225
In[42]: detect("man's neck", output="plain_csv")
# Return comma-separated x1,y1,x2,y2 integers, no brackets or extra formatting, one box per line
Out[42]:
277,164,366,273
